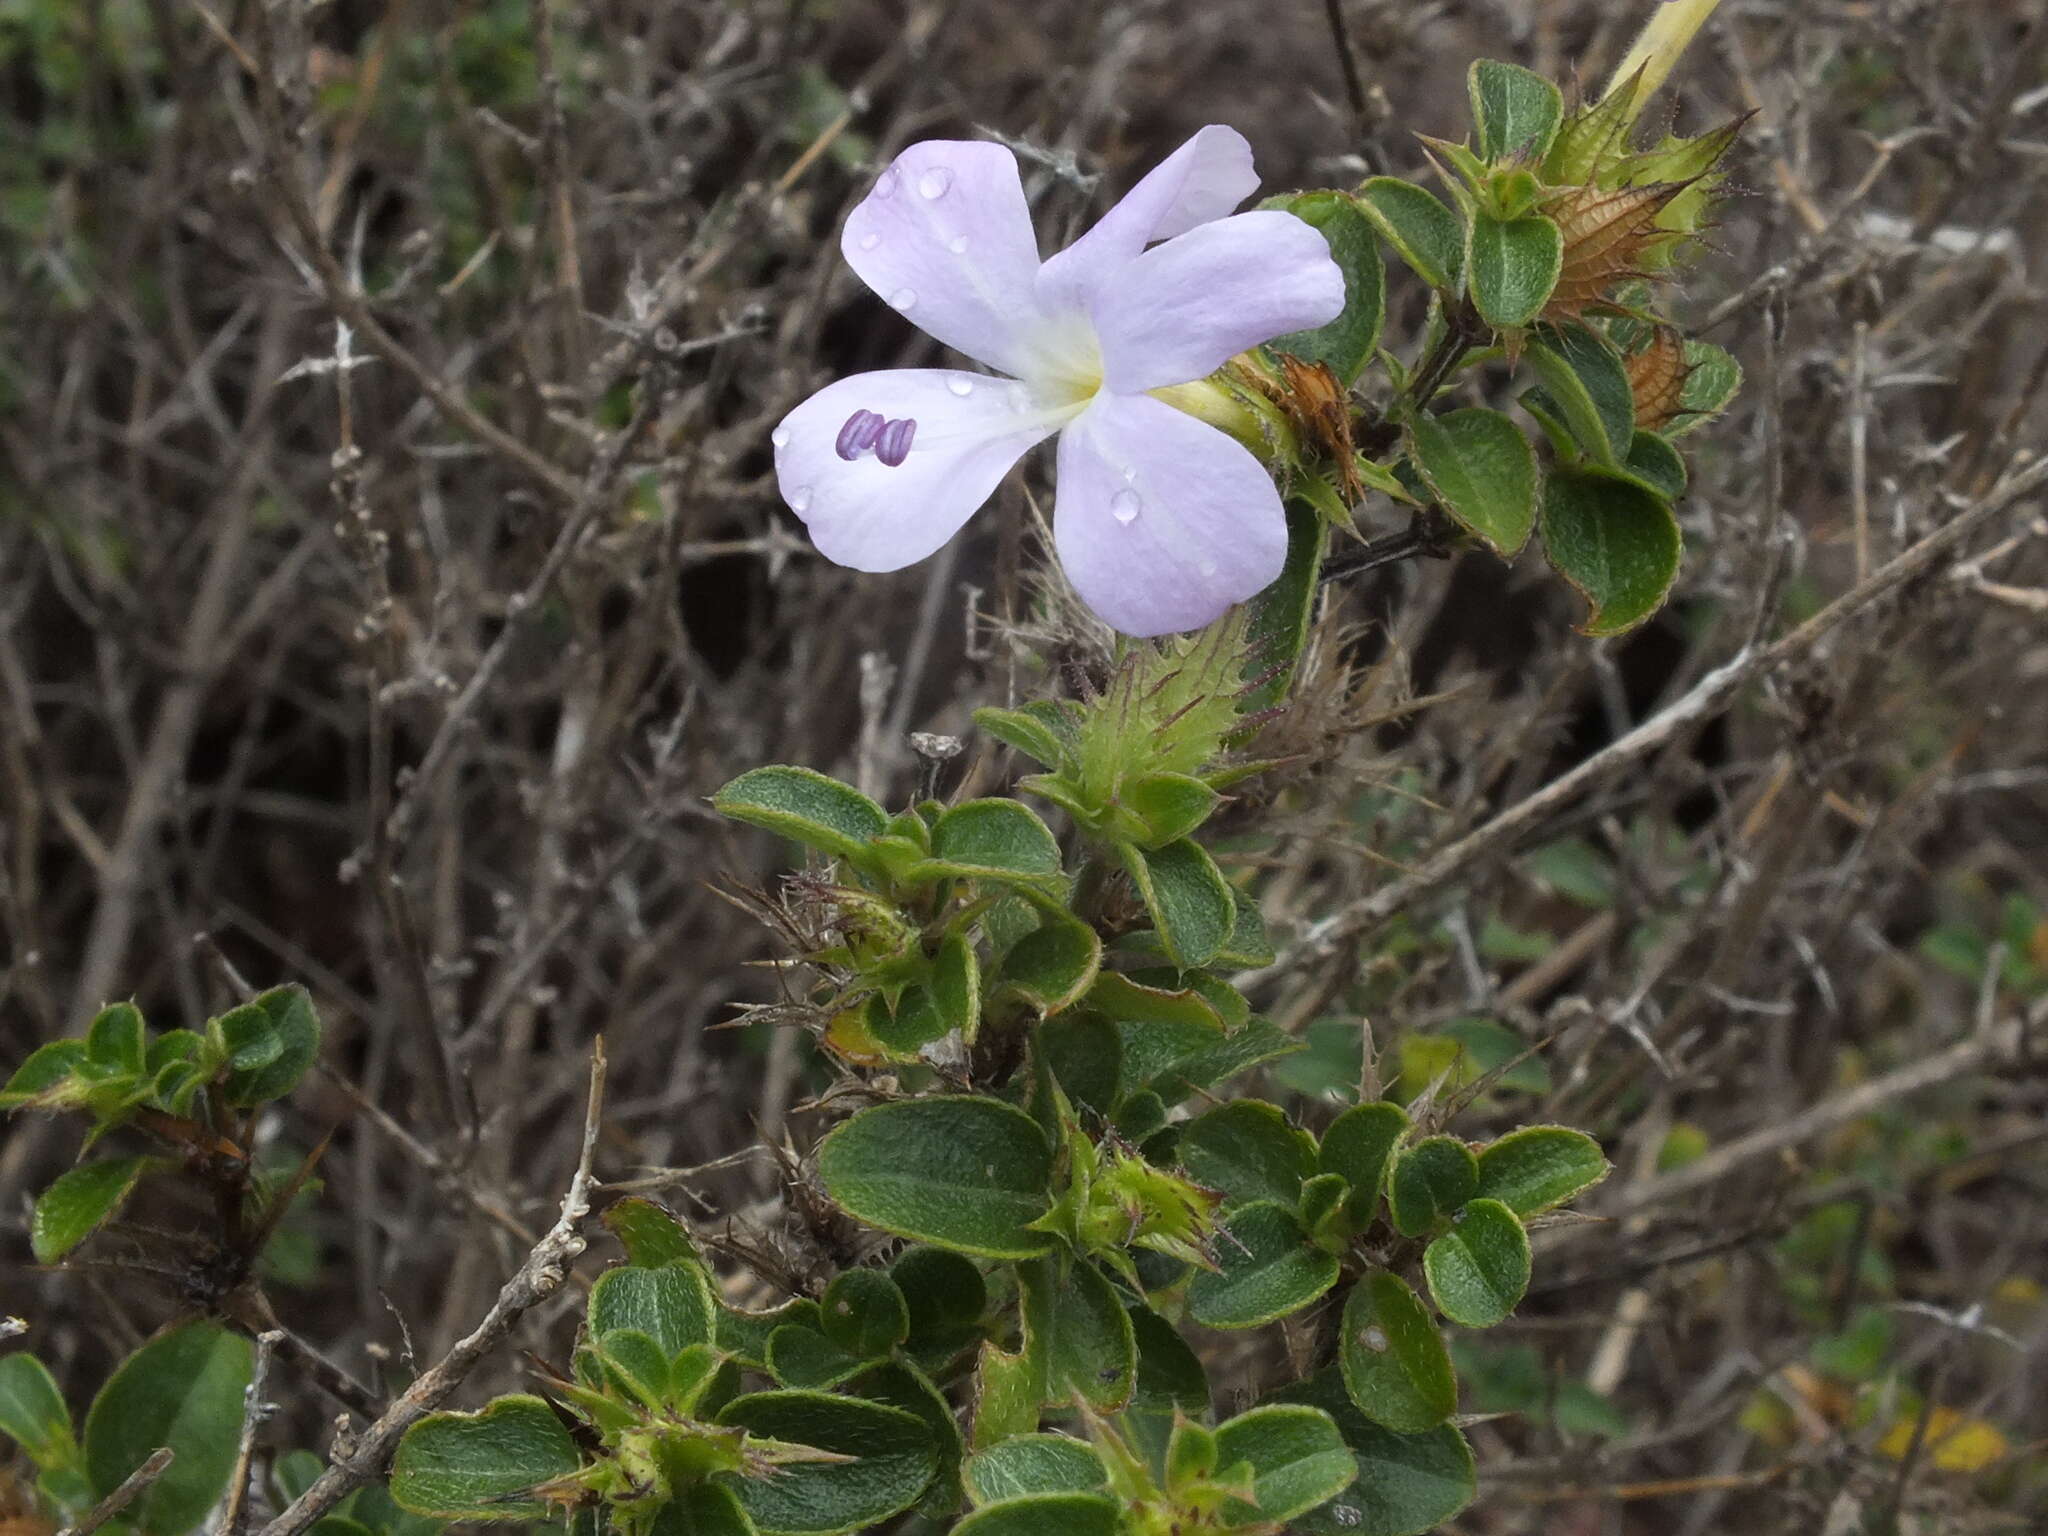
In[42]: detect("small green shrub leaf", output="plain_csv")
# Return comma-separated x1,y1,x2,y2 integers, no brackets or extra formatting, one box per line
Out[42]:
1388,1137,1479,1238
602,1197,698,1268
1525,322,1634,464
1671,340,1743,433
1356,179,1465,292
216,985,321,1106
1623,430,1688,499
923,799,1063,883
1180,1100,1318,1210
818,1098,1056,1259
953,1494,1122,1536
1121,837,1234,969
1473,1125,1610,1215
1122,773,1221,848
1214,1403,1356,1526
0,1353,73,1466
388,1395,583,1520
1469,214,1561,330
1,1040,87,1107
1539,468,1683,636
1338,1274,1456,1434
85,1004,147,1075
715,1391,936,1536
712,766,887,862
1407,408,1538,556
820,1269,910,1361
32,1157,150,1264
1262,192,1386,383
588,1261,716,1358
1034,1259,1135,1412
997,915,1101,1017
1319,1102,1410,1230
1276,1371,1478,1536
84,1323,254,1536
963,1434,1108,1505
1422,1199,1531,1327
1189,1201,1340,1329
1470,60,1564,161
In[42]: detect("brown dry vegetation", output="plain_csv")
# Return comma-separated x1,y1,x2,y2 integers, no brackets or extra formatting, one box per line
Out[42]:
3,1,2047,1532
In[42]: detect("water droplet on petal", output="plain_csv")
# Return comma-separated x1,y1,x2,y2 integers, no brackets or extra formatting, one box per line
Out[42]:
871,166,899,198
888,287,917,311
1111,489,1141,525
918,167,953,199
857,231,881,252
788,485,813,513
770,426,790,448
947,376,974,397
947,234,970,254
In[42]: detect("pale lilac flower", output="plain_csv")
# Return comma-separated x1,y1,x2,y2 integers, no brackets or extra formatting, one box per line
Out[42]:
771,128,1345,636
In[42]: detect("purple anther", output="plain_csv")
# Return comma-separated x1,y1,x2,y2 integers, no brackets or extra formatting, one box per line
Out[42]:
874,416,917,467
835,409,885,461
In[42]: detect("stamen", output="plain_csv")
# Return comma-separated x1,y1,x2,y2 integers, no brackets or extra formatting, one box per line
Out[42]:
874,416,917,467
835,409,885,460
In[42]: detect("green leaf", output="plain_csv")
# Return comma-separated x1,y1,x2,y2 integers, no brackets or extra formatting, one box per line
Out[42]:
32,1156,149,1264
651,1485,759,1536
766,1326,868,1391
1241,499,1327,716
1539,468,1683,636
1189,1201,1340,1329
588,1261,716,1358
964,1434,1108,1505
1422,1199,1530,1327
85,1004,147,1075
893,1247,987,1358
1262,192,1386,383
953,1495,1122,1536
820,1270,910,1361
593,1330,674,1407
1032,1259,1135,1412
923,799,1063,884
868,983,951,1058
1388,1137,1479,1238
1671,339,1743,433
388,1395,582,1520
1179,1101,1317,1210
712,766,887,863
714,1391,936,1536
1338,1274,1456,1433
997,914,1101,1017
1040,1012,1121,1116
1129,1304,1209,1412
934,930,981,1042
85,1323,255,1536
857,1360,965,1505
1163,1015,1302,1101
1213,1404,1356,1526
1356,179,1465,292
1122,773,1221,849
0,1040,86,1107
1319,1102,1409,1230
973,706,1068,769
0,1353,73,1466
217,985,321,1106
1623,430,1687,499
1275,1371,1477,1536
818,1098,1056,1259
1406,408,1538,557
1473,1125,1610,1216
1468,214,1561,330
1121,837,1234,969
1541,85,1636,185
717,1299,823,1371
602,1196,698,1268
1469,60,1564,161
1525,321,1634,464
